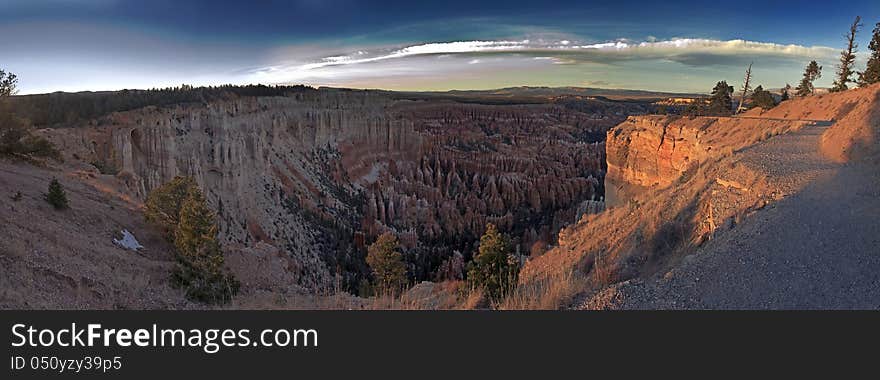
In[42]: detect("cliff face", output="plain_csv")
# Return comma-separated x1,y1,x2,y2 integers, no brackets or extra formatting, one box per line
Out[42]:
605,115,809,201
45,91,417,289
605,116,701,189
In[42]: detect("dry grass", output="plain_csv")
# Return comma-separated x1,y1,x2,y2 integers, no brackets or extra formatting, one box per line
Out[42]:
359,281,484,310
496,269,587,310
590,252,616,288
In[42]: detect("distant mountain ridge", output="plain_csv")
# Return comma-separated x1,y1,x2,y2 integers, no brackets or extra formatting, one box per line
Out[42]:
381,86,703,104
10,84,696,127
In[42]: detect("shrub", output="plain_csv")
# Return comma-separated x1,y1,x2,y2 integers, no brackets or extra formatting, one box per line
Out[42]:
467,223,519,300
366,232,407,295
44,178,68,210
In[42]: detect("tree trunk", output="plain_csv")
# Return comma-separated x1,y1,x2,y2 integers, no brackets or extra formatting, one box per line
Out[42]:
736,63,753,114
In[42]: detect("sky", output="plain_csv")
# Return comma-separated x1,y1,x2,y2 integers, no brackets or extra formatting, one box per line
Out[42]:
2,0,879,94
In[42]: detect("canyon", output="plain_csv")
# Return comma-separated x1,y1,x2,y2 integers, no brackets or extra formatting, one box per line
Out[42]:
2,87,657,307
3,83,877,309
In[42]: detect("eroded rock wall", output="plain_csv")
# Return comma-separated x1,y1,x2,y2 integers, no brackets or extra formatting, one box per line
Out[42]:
45,91,416,289
42,91,639,291
605,115,808,199
606,116,701,188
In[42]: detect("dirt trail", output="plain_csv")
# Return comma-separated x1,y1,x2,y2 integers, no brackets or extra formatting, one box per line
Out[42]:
591,121,880,309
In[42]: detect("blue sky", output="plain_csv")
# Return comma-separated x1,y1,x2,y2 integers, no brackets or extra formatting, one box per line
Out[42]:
3,0,879,94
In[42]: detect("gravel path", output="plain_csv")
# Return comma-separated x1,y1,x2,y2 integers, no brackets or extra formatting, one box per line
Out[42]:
602,122,880,309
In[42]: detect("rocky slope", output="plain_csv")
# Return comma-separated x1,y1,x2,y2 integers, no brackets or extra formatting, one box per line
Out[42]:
0,162,187,309
516,83,880,309
0,158,369,309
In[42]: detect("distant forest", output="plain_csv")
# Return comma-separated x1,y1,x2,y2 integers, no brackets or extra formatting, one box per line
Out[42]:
9,84,316,127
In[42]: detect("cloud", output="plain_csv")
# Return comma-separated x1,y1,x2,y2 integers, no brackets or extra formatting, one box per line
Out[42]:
254,40,529,77
251,37,838,85
605,39,838,65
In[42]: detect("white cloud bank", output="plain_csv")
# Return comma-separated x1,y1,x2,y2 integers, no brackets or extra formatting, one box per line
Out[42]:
250,37,838,85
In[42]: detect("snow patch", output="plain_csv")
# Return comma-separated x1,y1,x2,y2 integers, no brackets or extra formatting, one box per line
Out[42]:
113,229,144,251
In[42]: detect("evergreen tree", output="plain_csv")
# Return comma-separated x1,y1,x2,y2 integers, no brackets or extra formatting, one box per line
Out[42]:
144,176,197,238
750,85,777,109
174,187,222,271
831,16,862,92
145,176,238,304
858,22,880,86
467,223,518,300
366,232,407,295
780,84,791,101
796,61,822,96
172,186,239,304
44,178,69,210
707,81,734,115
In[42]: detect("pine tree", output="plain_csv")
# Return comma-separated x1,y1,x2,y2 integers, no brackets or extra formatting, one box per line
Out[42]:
780,84,791,101
145,176,238,304
466,223,518,300
144,176,197,239
858,22,880,86
44,178,69,210
831,16,862,92
796,61,822,96
175,187,221,271
750,85,777,109
172,186,239,304
366,232,407,295
707,81,734,115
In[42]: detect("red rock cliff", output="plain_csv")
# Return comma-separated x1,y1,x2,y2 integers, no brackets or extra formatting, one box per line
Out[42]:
605,115,809,195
